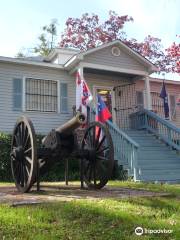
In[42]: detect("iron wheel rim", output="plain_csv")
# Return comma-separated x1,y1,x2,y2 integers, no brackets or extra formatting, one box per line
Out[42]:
81,121,114,189
11,116,37,193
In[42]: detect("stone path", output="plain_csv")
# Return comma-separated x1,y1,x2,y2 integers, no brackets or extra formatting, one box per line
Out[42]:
0,183,169,206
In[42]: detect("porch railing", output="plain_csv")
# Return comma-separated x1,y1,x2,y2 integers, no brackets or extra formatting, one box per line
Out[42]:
130,109,180,152
88,106,140,180
106,120,139,180
73,105,140,180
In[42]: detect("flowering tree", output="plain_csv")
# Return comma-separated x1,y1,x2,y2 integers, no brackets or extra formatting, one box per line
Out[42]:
165,36,180,73
60,11,133,50
60,11,179,74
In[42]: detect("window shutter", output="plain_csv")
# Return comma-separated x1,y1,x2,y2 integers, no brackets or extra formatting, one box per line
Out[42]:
13,78,22,111
60,83,68,113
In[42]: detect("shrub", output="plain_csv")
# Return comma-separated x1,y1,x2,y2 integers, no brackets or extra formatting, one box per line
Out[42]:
0,132,119,182
0,132,80,182
0,133,12,181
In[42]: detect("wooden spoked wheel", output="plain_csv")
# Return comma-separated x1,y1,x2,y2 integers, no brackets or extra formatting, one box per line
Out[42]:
81,121,114,189
11,116,37,193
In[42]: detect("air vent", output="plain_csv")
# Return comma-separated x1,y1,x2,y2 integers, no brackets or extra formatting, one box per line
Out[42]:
111,46,121,57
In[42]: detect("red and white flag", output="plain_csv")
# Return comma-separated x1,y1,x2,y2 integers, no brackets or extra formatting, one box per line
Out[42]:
76,70,93,117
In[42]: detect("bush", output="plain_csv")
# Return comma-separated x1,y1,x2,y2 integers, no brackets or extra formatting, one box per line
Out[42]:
0,132,120,182
0,133,12,181
112,161,128,180
0,132,80,182
41,157,80,182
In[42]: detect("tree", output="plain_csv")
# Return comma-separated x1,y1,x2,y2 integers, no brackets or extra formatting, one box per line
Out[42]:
165,36,180,73
59,11,179,74
124,35,166,72
16,52,26,58
60,11,133,50
34,19,58,56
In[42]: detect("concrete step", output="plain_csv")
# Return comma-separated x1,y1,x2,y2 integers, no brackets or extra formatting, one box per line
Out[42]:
140,168,180,175
139,152,178,158
139,147,177,152
118,128,180,183
138,157,180,165
138,173,180,182
139,163,180,170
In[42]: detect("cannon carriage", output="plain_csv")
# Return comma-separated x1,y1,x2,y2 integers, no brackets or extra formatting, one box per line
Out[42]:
10,112,114,193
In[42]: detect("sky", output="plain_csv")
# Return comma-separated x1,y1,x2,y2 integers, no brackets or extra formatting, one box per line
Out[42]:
0,0,179,79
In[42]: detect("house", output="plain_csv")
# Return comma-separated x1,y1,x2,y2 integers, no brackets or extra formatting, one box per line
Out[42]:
0,40,180,182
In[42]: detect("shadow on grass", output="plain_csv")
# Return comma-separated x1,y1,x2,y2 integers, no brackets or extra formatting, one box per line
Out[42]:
0,192,180,240
1,198,179,240
119,196,180,215
0,182,180,239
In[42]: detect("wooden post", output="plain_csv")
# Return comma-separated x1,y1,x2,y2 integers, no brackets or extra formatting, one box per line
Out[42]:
65,158,69,185
87,105,90,125
80,158,84,189
36,160,40,191
145,76,152,110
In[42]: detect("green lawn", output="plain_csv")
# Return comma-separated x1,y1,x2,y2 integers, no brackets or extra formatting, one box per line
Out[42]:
0,181,180,240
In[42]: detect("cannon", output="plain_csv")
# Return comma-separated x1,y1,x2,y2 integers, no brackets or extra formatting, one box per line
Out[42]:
10,112,114,193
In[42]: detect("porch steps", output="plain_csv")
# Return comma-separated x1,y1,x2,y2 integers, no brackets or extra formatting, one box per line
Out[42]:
124,129,180,183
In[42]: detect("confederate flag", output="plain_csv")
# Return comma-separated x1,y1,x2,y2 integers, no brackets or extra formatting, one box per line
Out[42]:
75,70,92,117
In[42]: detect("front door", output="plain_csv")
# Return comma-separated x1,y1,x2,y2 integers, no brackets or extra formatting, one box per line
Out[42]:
93,86,115,122
113,83,137,129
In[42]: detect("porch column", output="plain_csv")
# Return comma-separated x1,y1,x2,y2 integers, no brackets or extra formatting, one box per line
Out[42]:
78,64,84,79
144,76,152,110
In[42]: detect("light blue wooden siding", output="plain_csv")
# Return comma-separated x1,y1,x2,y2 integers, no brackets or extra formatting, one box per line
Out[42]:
84,44,147,72
0,62,75,134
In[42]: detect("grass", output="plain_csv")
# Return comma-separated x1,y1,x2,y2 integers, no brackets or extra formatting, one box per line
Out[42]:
0,181,180,240
108,180,180,197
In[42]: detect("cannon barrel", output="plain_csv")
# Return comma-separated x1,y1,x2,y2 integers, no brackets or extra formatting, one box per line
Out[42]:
56,112,86,135
42,112,86,146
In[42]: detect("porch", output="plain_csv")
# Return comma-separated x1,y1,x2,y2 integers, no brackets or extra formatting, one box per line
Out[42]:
82,67,152,130
68,40,180,183
72,67,180,183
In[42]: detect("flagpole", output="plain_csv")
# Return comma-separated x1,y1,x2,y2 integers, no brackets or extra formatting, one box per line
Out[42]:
162,72,165,84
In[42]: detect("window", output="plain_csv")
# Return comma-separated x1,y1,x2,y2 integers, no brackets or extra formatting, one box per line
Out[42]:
136,91,144,109
170,95,176,119
25,78,58,112
60,83,68,113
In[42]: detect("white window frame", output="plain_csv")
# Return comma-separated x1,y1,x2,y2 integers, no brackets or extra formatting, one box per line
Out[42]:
23,76,60,113
93,85,116,123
